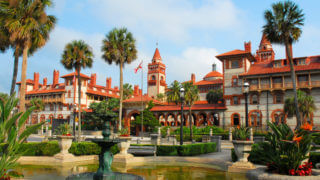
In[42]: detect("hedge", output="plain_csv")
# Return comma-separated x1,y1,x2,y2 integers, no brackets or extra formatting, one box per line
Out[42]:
309,152,320,166
0,141,119,156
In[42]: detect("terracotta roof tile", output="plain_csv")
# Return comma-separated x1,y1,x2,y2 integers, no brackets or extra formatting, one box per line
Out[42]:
240,55,320,76
150,103,226,111
26,88,65,95
152,48,162,60
216,49,248,57
86,89,119,98
61,72,90,79
195,79,223,86
204,71,223,78
16,79,34,84
123,94,162,104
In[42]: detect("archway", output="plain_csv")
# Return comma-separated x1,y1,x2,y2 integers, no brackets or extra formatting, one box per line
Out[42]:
209,112,220,126
197,112,208,126
40,114,46,122
271,109,286,125
249,110,262,127
128,111,140,136
177,114,187,126
231,113,240,126
166,113,176,126
158,113,166,126
187,113,197,127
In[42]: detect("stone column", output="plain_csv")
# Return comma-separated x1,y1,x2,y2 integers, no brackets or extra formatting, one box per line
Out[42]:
250,128,253,141
229,127,233,141
210,135,222,152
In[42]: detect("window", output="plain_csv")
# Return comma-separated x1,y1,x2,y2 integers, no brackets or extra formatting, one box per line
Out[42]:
298,75,308,82
231,60,240,69
161,76,164,81
272,110,285,125
274,93,283,104
50,104,54,111
151,75,156,80
298,59,306,65
232,78,238,86
274,61,282,67
251,94,258,104
68,90,71,98
273,77,282,83
233,96,239,105
233,114,240,126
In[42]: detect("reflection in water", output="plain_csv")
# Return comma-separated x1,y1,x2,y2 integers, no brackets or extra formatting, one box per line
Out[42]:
15,163,247,180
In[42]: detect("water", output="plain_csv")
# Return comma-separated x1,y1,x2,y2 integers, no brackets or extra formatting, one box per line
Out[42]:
14,162,247,180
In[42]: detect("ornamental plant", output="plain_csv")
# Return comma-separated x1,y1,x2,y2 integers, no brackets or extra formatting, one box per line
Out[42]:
55,123,72,136
252,121,319,175
232,125,250,141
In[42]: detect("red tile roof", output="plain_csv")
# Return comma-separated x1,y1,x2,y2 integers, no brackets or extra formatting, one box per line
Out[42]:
61,72,91,79
17,79,35,84
26,88,65,95
204,71,223,78
240,55,320,76
86,89,119,98
123,94,162,104
195,79,223,86
216,49,256,62
152,48,162,60
150,103,226,111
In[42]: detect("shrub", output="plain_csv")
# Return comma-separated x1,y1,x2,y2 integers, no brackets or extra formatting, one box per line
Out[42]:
54,123,72,135
231,148,237,162
160,126,170,138
178,143,216,156
156,145,179,156
69,142,101,156
309,152,320,166
232,126,250,140
175,135,202,142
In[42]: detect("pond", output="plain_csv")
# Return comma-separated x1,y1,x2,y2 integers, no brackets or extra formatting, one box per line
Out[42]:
14,162,247,180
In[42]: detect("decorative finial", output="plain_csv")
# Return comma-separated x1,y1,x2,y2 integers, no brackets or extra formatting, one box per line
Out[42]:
156,41,158,48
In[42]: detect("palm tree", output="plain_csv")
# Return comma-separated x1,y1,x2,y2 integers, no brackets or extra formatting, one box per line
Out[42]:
206,89,223,104
123,83,133,100
183,82,199,141
166,81,181,105
101,28,137,131
263,1,304,128
61,40,93,141
156,93,165,102
0,0,56,112
30,98,44,133
284,90,316,124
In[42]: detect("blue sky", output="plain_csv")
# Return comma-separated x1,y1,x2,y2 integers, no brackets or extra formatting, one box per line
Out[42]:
1,0,320,93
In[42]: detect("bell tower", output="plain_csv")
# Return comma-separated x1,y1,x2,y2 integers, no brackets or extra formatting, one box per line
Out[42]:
147,48,166,98
255,34,275,62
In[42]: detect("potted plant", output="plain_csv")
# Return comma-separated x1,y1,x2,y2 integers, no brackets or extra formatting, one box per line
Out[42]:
119,127,129,137
54,123,74,159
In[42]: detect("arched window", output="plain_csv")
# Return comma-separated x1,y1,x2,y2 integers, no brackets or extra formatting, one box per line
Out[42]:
272,110,286,125
251,94,259,104
151,75,156,80
232,113,240,126
161,76,164,81
249,110,262,127
68,90,71,98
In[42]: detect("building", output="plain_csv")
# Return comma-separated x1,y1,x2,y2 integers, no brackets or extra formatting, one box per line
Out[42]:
17,71,119,124
19,33,320,133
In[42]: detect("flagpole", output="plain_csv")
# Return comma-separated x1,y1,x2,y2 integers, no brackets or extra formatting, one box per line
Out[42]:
141,60,144,139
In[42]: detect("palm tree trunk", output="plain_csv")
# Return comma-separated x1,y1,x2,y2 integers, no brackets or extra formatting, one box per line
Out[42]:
118,62,123,131
19,45,28,113
189,106,193,142
10,47,19,96
77,67,82,141
285,43,301,129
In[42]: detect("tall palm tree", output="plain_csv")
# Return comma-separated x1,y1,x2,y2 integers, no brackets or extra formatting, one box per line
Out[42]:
101,28,137,131
166,81,181,105
61,40,93,141
183,82,199,141
263,1,304,128
123,83,133,100
0,0,56,112
284,90,316,124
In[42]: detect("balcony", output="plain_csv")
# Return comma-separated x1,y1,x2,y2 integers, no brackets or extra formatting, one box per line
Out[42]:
311,81,320,87
26,97,65,104
273,83,283,89
298,81,309,88
148,80,156,86
160,80,166,86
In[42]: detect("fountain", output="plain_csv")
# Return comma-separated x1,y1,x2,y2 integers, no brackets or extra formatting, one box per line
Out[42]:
66,119,143,180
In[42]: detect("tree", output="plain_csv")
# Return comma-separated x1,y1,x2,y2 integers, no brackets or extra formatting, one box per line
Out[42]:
0,0,56,111
182,82,199,141
61,40,94,141
83,98,119,130
123,83,133,100
101,28,137,131
133,101,159,133
284,90,316,124
166,81,181,105
0,94,44,177
30,98,44,132
263,1,304,128
206,89,223,104
156,93,165,102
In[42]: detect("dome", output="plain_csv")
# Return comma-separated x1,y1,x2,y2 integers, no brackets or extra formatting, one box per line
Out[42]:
204,71,223,79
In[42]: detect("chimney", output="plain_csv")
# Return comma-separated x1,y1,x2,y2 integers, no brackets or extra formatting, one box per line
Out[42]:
212,64,217,71
191,73,195,83
139,89,142,96
114,86,119,91
133,85,138,96
106,78,112,89
43,78,47,87
244,41,251,52
52,70,59,87
90,73,96,86
33,72,39,90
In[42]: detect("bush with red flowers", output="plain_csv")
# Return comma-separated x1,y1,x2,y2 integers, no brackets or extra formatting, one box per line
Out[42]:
288,162,313,176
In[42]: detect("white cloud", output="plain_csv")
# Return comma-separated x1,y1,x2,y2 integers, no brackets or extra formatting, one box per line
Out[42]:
165,47,222,83
91,0,243,43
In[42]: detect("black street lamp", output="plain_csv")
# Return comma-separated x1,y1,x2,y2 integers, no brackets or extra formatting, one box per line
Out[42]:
179,87,185,145
243,81,250,127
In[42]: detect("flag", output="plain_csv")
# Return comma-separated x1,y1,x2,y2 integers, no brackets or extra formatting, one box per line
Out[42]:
73,73,76,84
134,61,143,73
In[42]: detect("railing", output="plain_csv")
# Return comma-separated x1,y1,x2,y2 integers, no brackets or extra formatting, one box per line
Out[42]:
148,80,156,86
160,80,166,86
311,81,320,87
273,83,283,89
284,82,293,89
260,84,270,90
249,84,258,91
298,81,309,88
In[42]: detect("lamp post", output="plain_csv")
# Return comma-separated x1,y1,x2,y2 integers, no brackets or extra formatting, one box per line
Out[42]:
179,87,185,145
243,82,250,127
